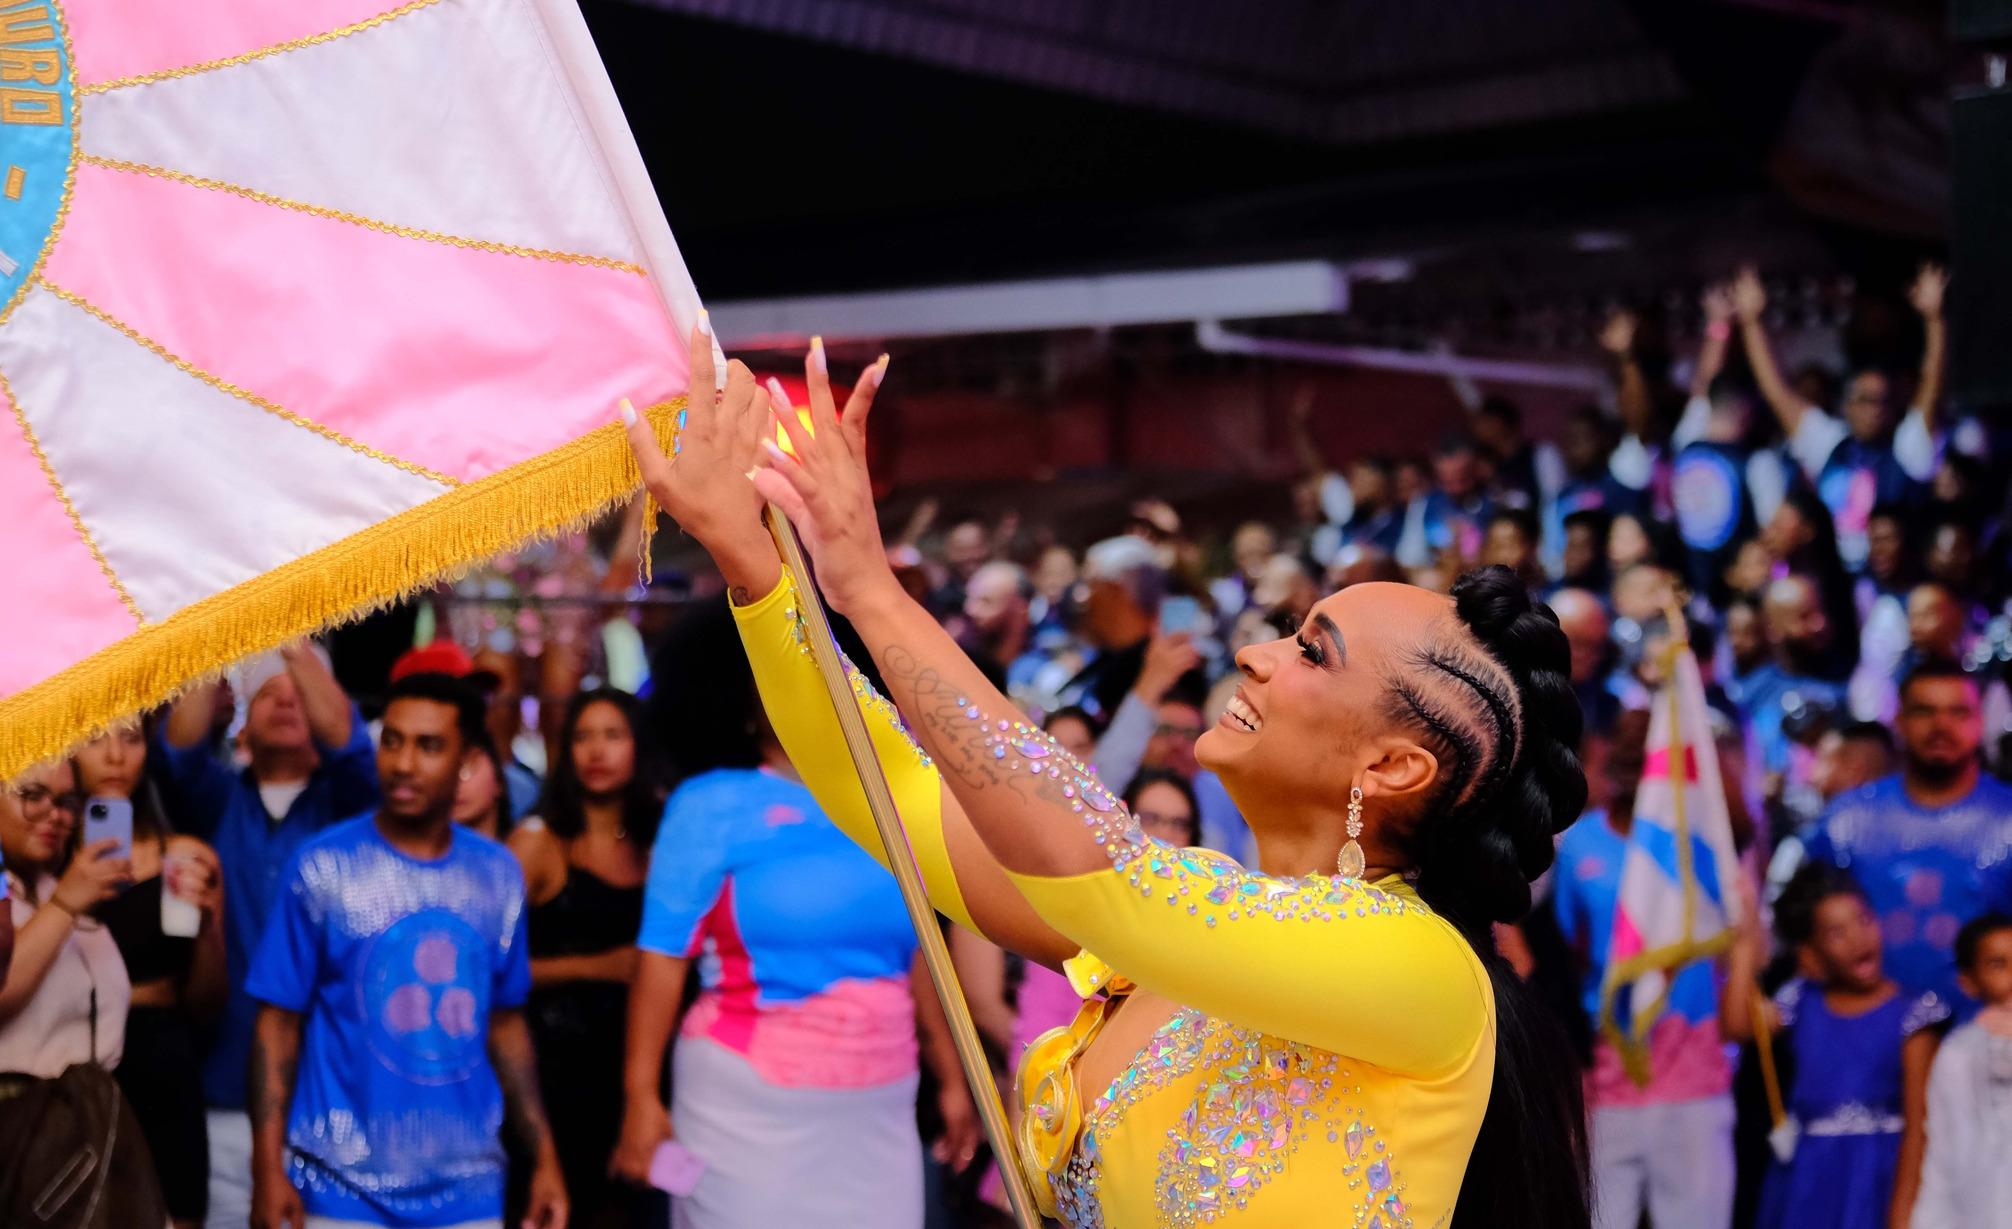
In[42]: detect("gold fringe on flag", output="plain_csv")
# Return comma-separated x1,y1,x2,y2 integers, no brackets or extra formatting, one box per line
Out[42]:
0,401,684,780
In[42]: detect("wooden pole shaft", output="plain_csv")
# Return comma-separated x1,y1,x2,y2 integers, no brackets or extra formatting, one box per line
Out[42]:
764,508,1044,1229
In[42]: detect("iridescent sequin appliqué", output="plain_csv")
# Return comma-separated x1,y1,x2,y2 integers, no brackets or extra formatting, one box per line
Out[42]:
1051,1010,1415,1228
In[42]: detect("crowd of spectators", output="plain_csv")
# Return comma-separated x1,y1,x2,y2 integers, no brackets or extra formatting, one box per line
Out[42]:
4,260,2012,1229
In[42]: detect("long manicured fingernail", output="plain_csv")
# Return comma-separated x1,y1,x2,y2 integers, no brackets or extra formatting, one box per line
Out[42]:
695,309,712,338
761,438,789,463
865,354,890,388
619,397,637,426
766,377,790,409
810,335,827,375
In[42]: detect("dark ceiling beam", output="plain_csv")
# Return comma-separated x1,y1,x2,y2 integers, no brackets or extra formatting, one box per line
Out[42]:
627,0,1686,144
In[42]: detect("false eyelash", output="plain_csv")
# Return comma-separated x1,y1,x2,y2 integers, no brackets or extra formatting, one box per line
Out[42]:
1296,634,1324,666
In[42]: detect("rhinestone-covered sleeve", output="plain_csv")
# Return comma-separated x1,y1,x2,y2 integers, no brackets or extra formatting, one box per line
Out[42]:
1004,843,1491,1074
731,575,980,933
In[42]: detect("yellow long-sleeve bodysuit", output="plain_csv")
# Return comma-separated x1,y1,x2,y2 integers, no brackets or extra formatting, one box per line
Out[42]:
735,577,1495,1228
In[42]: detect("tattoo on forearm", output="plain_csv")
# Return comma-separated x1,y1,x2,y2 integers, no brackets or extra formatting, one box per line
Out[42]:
248,1028,298,1136
875,644,1130,835
492,1023,553,1155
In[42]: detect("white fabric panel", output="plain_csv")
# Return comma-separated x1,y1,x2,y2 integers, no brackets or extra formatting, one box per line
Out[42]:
1608,434,1652,491
1670,394,1713,453
1893,407,1938,483
1788,405,1850,480
530,0,706,339
79,0,642,267
0,285,447,620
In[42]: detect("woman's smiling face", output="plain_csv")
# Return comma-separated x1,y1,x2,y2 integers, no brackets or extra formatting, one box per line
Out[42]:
1199,583,1466,851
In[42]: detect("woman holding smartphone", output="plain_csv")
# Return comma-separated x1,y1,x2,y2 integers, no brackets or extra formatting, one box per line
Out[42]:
73,720,225,1229
0,758,131,1074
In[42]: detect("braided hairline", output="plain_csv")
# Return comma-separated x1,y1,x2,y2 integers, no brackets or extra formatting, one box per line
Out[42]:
1387,632,1523,816
1386,676,1482,810
1422,647,1524,805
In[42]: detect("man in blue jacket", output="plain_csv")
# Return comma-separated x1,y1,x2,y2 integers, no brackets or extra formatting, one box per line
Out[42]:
159,641,378,1229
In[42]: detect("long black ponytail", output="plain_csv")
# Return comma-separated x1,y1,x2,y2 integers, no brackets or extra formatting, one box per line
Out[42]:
1394,566,1592,1229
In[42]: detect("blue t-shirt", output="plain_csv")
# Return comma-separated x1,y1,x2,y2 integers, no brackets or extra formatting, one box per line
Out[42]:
1816,438,1922,572
246,816,530,1227
156,714,379,1109
1193,769,1256,868
1805,775,2012,1011
1552,811,1721,1029
1421,489,1493,560
1733,664,1847,778
639,768,915,1004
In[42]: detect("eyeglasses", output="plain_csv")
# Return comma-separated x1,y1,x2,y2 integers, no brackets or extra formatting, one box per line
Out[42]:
7,784,53,807
4,785,83,815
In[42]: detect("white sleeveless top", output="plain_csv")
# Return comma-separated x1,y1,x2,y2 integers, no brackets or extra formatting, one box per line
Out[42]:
0,874,130,1077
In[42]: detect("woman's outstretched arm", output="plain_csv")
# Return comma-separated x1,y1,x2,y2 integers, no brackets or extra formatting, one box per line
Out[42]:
748,341,1488,1074
622,325,1074,971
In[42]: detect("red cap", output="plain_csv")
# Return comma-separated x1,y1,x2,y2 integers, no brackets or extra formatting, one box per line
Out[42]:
390,639,476,682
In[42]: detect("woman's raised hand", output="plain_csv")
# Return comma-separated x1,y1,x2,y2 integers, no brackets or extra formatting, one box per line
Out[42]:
620,315,772,551
750,340,899,617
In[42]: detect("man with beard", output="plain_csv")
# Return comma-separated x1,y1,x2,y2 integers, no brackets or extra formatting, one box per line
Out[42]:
1739,575,1850,784
958,560,1035,695
158,642,379,1229
1803,662,2012,1013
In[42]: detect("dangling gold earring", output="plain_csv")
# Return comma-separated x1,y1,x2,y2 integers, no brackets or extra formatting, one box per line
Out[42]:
1338,786,1366,880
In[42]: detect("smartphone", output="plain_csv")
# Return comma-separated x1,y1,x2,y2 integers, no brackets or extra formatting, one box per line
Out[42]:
1159,596,1203,636
83,796,134,863
649,1140,705,1196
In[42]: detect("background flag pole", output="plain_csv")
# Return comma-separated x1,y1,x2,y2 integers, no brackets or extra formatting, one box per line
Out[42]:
763,505,1044,1229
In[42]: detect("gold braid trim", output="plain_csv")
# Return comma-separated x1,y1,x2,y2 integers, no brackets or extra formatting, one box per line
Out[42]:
36,276,461,488
78,0,444,95
80,156,647,276
0,401,685,778
0,367,145,624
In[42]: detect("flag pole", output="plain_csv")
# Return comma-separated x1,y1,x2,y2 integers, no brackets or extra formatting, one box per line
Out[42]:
763,506,1044,1229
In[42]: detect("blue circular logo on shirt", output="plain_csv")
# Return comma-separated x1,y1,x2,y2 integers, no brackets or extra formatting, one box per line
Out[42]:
358,909,489,1085
1673,449,1740,550
0,2,75,319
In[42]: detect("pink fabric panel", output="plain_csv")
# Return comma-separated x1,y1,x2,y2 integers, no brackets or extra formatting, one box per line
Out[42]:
41,162,686,482
1587,1015,1733,1109
0,410,138,695
1012,960,1084,1057
684,975,918,1089
69,0,417,90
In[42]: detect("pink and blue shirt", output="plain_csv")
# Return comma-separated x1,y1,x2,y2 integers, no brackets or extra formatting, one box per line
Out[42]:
1553,810,1733,1107
639,768,918,1088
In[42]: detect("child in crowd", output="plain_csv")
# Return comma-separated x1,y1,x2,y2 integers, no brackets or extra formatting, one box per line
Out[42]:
1911,913,2012,1229
1722,863,1947,1229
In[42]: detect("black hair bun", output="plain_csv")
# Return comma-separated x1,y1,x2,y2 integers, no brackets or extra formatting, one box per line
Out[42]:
1422,567,1589,930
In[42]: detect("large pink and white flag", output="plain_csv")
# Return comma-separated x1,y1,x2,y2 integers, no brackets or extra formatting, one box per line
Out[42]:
1598,640,1744,1085
0,0,702,776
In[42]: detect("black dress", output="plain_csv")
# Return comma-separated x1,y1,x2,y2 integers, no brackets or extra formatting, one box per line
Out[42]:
98,875,208,1224
524,865,647,1229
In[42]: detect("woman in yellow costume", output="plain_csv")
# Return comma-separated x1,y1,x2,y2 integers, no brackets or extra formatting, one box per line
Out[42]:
621,324,1591,1229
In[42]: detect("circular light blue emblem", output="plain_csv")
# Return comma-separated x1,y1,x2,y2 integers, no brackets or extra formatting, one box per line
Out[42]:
0,1,74,319
359,909,492,1086
1673,449,1741,551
